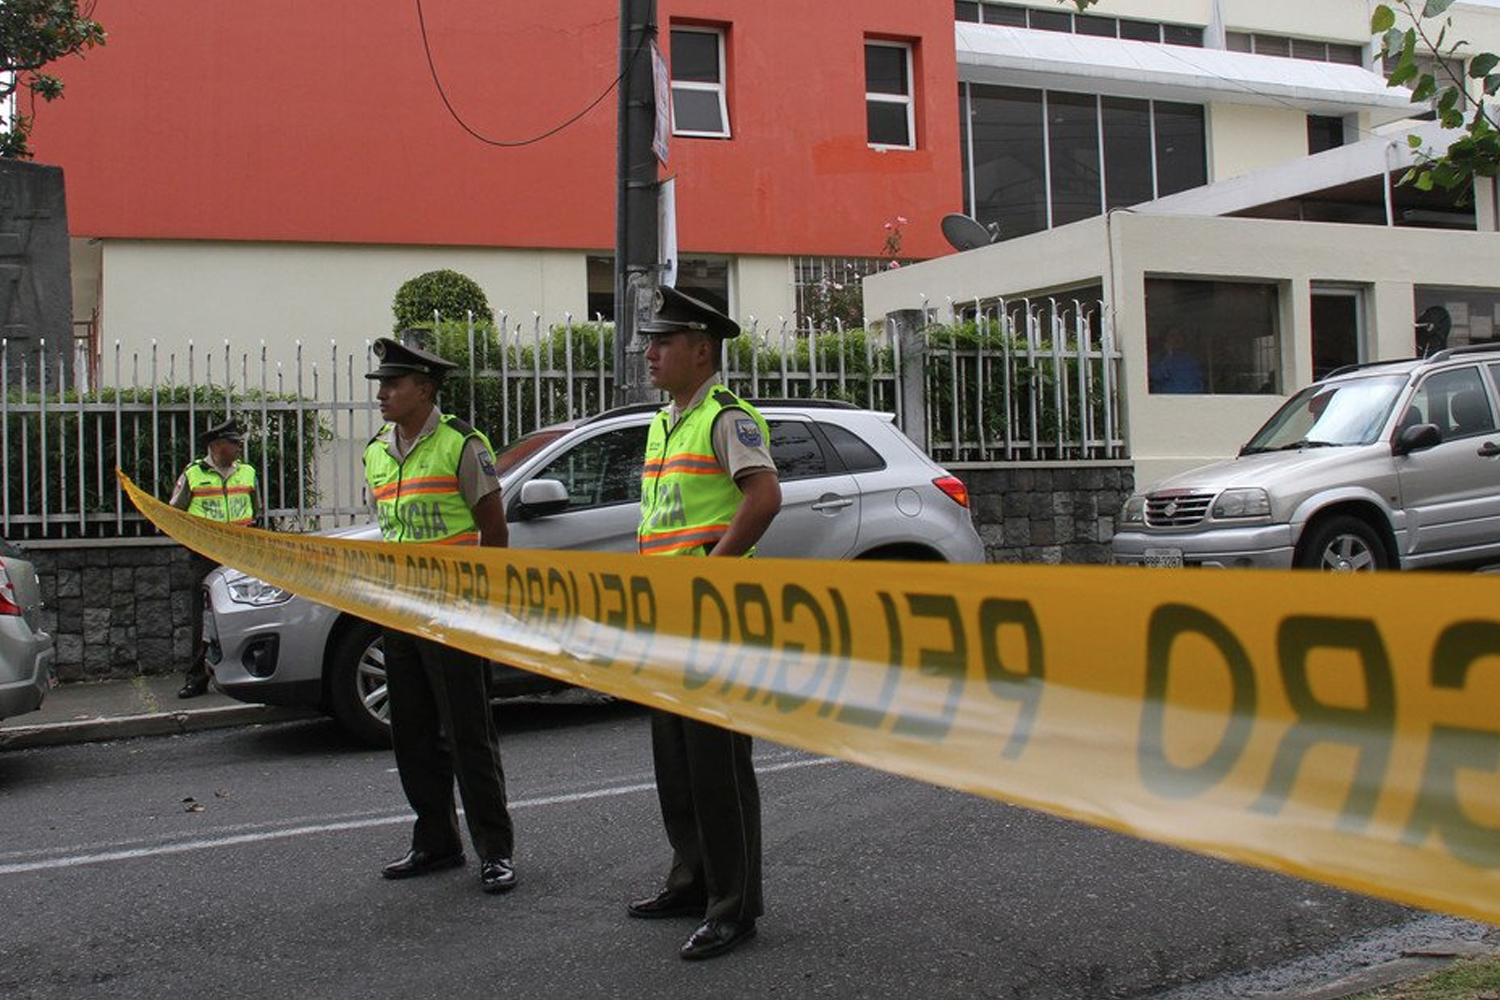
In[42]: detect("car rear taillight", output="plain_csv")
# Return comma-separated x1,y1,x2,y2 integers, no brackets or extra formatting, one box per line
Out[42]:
933,476,970,509
0,564,22,616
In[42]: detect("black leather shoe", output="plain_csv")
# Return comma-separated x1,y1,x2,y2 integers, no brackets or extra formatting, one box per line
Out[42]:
480,858,517,894
381,849,464,880
626,888,706,920
680,919,757,961
177,675,210,699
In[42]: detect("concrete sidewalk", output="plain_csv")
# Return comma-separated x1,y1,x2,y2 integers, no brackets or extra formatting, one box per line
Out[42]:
0,674,316,750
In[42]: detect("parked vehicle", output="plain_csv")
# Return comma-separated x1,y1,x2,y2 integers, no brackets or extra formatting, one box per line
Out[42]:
1112,344,1500,571
205,401,985,744
0,542,56,722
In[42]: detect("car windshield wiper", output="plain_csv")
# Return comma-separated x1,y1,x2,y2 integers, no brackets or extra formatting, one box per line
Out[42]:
1273,439,1342,451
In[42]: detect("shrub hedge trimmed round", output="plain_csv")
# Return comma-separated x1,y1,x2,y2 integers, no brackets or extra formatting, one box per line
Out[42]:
393,269,494,332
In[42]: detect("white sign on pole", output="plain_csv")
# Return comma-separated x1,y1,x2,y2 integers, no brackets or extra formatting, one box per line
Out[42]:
650,41,671,165
659,177,677,289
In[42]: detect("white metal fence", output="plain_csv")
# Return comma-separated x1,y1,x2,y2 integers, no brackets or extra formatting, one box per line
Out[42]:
0,302,1123,542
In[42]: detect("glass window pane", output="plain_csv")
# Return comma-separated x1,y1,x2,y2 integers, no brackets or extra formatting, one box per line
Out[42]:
533,427,649,509
1028,9,1073,32
1253,34,1291,57
768,422,828,481
1047,91,1101,226
1291,38,1327,61
1307,115,1345,154
966,84,1046,240
1146,278,1280,395
955,1,980,23
865,45,908,96
675,257,730,315
821,424,886,473
1327,43,1363,65
867,100,911,146
672,87,724,134
1154,101,1206,196
1102,96,1153,209
981,4,1027,27
1225,32,1253,53
1162,24,1203,47
1074,15,1117,38
1311,291,1360,381
670,30,719,83
1118,20,1159,42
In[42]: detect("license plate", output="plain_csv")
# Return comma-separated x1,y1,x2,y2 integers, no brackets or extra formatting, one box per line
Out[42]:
1143,547,1184,569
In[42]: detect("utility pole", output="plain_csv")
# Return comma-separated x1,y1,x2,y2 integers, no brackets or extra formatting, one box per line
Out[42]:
613,0,659,405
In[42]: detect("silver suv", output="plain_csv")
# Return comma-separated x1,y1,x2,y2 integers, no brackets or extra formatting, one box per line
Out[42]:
205,401,984,744
1112,345,1500,572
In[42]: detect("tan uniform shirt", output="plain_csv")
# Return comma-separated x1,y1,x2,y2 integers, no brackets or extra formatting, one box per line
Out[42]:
667,377,775,482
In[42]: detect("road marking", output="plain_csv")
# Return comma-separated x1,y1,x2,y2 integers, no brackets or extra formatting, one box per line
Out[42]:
0,754,837,876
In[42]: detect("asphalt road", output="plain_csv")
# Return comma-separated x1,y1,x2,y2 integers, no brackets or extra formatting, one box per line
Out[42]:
0,700,1438,1000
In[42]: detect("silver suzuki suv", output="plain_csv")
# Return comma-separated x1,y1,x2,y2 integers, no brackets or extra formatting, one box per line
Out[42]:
1112,344,1500,572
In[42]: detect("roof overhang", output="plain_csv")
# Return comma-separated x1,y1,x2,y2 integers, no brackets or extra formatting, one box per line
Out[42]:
956,23,1417,123
1133,121,1464,217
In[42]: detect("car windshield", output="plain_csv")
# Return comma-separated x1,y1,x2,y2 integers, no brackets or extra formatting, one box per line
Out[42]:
493,429,568,476
1241,375,1407,452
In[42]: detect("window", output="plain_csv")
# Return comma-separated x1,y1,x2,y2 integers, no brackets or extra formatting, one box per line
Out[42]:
1307,115,1346,154
1414,287,1500,350
1229,32,1366,67
530,427,649,511
821,423,886,473
1145,278,1280,395
962,84,1206,238
670,27,729,138
586,255,731,321
1311,286,1364,381
866,41,915,149
1412,367,1494,438
768,421,830,480
966,3,1202,46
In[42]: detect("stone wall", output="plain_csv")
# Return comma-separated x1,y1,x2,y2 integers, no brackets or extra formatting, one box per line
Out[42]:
29,543,197,682
956,462,1135,565
25,462,1135,680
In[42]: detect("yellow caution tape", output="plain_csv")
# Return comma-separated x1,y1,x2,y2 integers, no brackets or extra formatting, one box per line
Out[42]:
122,472,1500,925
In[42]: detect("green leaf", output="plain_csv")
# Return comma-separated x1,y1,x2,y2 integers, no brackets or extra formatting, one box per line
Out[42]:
1423,0,1456,16
1470,53,1499,77
1371,5,1396,32
1412,73,1437,102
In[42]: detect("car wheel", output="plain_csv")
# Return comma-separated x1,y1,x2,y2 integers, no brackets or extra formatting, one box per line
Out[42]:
1296,516,1389,572
328,618,392,747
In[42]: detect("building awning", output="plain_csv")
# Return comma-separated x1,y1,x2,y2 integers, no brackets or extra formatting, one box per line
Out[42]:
956,24,1417,122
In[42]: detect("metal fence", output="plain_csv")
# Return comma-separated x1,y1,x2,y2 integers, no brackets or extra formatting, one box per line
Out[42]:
0,301,1122,542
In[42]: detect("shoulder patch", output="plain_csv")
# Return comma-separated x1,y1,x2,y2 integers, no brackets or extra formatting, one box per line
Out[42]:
734,418,764,448
478,449,497,478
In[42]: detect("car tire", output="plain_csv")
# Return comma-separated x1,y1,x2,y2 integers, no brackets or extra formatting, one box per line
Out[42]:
1296,516,1389,572
328,618,393,747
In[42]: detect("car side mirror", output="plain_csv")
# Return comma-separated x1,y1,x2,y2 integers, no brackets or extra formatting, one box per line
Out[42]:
1394,422,1442,455
514,478,570,519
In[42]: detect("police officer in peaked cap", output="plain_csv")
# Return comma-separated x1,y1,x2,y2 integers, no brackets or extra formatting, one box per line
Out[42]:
362,334,520,895
628,285,781,960
169,416,259,698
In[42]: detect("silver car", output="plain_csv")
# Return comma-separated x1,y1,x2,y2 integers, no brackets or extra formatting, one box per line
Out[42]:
1112,344,1500,571
205,401,985,744
0,542,56,721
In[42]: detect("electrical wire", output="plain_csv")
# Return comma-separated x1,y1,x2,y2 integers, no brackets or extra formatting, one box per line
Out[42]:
414,0,648,148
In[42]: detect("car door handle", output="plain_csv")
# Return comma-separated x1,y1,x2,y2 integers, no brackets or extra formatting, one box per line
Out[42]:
811,495,855,512
1478,441,1500,458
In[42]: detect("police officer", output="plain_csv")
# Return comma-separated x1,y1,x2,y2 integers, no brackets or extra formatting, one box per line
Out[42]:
363,336,518,894
627,287,782,960
170,418,259,698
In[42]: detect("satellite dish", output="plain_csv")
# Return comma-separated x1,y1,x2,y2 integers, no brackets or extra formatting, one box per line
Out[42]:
941,213,999,252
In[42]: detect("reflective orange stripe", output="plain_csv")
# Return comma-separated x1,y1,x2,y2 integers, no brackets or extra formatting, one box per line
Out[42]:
642,453,721,480
638,523,730,555
371,476,459,501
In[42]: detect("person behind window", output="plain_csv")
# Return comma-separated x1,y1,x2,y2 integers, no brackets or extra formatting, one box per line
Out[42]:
1148,326,1205,394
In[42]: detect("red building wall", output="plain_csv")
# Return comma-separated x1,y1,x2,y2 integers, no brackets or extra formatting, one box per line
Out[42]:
32,1,962,259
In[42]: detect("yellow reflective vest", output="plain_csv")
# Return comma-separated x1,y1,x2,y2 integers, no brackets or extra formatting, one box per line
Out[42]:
364,415,489,545
639,386,769,557
184,461,258,525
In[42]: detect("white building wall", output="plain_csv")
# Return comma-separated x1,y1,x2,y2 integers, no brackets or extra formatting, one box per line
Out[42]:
1206,103,1313,182
864,211,1500,489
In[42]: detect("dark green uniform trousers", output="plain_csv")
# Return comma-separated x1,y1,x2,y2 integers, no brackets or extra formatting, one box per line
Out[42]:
650,711,763,922
384,629,515,861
